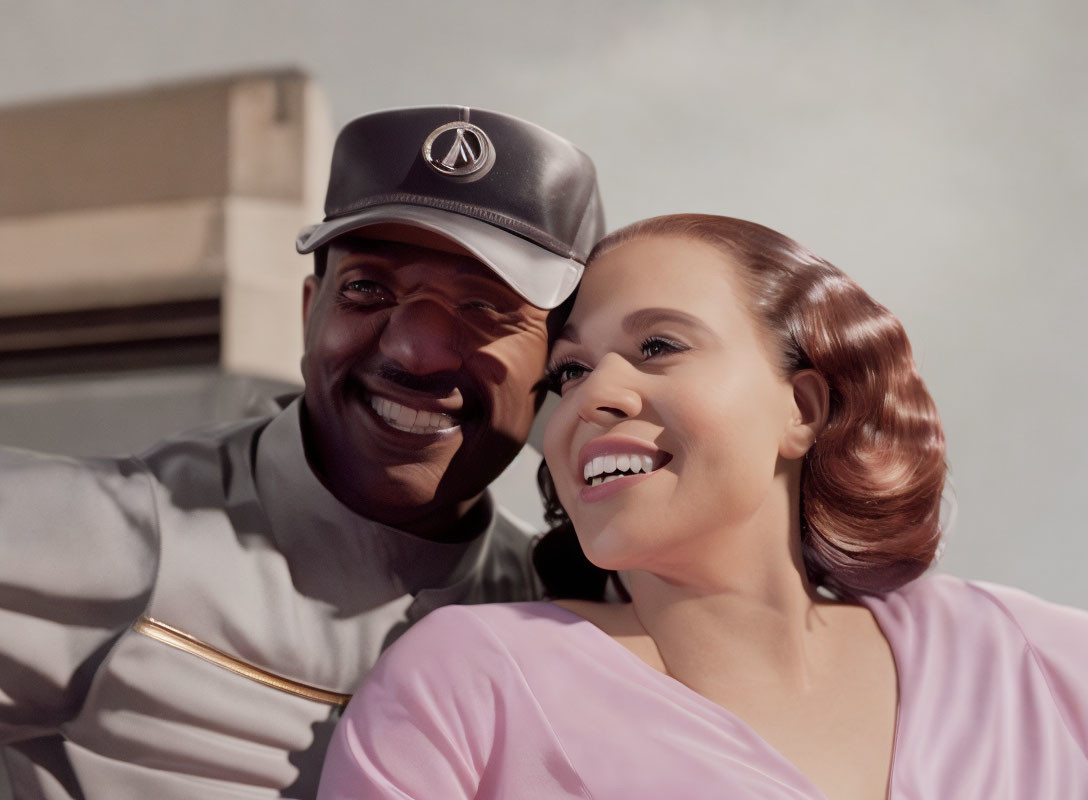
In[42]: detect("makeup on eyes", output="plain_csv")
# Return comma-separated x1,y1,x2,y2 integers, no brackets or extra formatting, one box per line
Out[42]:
543,333,692,396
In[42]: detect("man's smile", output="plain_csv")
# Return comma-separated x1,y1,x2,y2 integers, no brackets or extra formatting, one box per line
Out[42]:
367,394,460,435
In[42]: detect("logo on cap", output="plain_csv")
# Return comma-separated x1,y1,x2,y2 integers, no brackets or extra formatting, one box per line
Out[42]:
422,122,496,181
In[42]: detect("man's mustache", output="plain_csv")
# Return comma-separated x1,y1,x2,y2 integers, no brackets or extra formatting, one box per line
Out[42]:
376,363,462,397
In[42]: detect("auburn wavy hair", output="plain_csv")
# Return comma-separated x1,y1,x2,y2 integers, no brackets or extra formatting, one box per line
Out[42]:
533,214,947,600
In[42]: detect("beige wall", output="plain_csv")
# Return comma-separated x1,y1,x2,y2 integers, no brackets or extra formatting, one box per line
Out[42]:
0,70,332,381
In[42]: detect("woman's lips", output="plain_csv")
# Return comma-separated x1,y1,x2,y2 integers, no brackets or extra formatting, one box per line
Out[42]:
576,435,673,502
579,469,658,503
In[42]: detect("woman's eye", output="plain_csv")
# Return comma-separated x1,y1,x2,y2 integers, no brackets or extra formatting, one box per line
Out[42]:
545,361,589,394
640,336,686,359
343,280,394,304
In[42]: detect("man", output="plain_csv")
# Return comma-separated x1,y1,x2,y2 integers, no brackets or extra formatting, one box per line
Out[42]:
0,106,604,798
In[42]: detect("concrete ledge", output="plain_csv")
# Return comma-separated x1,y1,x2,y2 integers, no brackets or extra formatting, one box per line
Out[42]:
0,200,227,315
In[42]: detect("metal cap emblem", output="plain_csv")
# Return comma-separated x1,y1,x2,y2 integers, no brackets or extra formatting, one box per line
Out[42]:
421,121,496,181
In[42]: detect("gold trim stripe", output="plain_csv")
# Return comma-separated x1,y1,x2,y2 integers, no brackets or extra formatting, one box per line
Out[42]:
133,616,352,707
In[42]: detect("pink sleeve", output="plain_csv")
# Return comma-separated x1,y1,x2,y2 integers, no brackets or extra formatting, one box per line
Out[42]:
316,606,509,800
973,581,1088,758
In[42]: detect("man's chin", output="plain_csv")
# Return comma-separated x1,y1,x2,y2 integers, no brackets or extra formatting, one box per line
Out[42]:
337,461,455,515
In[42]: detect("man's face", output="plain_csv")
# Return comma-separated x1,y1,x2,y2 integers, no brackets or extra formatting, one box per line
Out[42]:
301,235,551,536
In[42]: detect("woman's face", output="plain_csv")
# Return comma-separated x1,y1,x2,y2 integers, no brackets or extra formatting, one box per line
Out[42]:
542,235,803,580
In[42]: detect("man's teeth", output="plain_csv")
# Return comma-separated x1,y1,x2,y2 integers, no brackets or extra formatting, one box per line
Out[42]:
583,453,656,486
369,396,458,434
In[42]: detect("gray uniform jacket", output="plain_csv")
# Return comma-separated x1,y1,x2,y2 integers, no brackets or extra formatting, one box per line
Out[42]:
0,399,540,798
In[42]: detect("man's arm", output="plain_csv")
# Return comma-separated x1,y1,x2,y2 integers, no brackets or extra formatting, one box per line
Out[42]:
0,447,158,742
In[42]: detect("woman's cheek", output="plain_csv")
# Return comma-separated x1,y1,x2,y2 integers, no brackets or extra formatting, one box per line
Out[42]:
541,404,576,496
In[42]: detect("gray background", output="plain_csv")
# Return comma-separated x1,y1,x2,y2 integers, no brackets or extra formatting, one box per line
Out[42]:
1,0,1085,610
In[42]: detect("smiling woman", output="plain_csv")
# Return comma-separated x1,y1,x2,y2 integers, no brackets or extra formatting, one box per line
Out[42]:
535,215,945,600
317,215,1088,800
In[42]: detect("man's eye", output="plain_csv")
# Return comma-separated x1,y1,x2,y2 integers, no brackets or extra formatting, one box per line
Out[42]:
462,299,499,313
343,280,394,304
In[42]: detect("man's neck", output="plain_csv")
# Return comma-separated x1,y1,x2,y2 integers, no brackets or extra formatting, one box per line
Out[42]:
394,491,492,543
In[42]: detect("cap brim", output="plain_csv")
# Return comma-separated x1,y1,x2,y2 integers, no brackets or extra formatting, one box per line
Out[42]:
296,204,583,309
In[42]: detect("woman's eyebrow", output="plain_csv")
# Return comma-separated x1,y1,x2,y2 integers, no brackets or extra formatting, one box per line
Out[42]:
555,324,581,345
622,308,715,337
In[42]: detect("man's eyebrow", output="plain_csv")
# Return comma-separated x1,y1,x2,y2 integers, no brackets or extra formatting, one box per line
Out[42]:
331,249,395,272
622,308,716,337
455,274,517,297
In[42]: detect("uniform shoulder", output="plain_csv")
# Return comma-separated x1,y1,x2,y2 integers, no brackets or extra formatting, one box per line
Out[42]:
0,443,143,484
138,413,271,470
0,447,158,633
469,504,543,602
0,445,157,564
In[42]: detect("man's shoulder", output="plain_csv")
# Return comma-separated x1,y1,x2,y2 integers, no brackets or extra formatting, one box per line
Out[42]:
0,445,160,593
0,410,281,556
492,502,539,544
468,505,541,602
0,443,151,515
139,412,274,466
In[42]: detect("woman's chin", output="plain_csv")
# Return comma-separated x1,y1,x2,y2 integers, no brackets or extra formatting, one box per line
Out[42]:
576,526,650,574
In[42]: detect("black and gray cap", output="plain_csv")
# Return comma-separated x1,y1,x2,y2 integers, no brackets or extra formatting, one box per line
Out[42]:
296,105,605,309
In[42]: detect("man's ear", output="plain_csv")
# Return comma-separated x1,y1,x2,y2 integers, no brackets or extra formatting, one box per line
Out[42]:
302,274,320,334
780,369,830,460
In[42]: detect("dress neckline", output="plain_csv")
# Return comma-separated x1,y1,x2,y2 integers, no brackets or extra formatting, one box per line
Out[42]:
541,595,906,800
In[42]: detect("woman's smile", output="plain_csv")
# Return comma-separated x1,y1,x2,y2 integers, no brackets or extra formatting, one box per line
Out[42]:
578,434,673,501
542,233,801,575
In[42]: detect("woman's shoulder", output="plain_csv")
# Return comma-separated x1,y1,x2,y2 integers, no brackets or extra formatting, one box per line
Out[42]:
880,572,1088,635
879,574,1088,754
868,573,1088,687
376,601,578,673
421,599,579,637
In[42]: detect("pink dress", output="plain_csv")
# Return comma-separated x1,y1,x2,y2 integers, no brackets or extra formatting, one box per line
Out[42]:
317,575,1088,798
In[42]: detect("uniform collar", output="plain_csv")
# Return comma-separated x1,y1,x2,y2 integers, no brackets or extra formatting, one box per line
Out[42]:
253,397,495,604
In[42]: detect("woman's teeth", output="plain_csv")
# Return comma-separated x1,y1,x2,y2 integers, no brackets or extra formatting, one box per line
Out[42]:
583,453,656,486
369,396,458,434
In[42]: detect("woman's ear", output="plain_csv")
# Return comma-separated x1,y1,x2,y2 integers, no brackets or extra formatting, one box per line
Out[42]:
780,369,829,459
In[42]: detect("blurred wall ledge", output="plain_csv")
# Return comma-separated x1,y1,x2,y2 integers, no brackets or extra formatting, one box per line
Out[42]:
0,69,333,456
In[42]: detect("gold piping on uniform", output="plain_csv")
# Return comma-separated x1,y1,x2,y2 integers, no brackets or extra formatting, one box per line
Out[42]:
133,616,352,707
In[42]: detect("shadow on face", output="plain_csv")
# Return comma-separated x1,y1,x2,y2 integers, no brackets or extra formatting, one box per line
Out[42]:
298,233,553,539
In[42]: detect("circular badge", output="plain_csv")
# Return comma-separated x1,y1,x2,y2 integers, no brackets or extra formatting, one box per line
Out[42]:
421,122,496,181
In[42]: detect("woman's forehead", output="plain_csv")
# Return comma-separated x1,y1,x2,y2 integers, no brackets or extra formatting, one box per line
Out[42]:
574,237,743,317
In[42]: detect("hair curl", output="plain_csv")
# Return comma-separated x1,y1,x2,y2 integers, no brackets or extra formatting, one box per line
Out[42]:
533,214,947,600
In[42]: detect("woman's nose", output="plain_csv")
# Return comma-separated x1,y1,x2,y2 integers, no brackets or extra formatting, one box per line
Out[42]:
379,299,463,375
574,353,643,426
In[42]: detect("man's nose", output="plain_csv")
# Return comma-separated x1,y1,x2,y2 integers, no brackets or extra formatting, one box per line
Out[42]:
575,353,643,426
378,299,463,375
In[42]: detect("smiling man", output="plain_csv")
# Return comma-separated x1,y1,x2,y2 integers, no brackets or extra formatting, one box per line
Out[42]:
300,234,551,540
0,106,604,798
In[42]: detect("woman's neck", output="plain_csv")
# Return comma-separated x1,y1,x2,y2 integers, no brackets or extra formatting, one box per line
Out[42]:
624,564,838,691
618,464,843,690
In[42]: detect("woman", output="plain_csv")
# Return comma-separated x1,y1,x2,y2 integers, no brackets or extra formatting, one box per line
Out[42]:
317,215,1088,799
